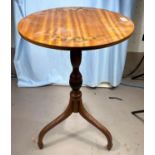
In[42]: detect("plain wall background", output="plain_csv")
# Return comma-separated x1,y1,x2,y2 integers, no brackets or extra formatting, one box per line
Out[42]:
128,0,144,53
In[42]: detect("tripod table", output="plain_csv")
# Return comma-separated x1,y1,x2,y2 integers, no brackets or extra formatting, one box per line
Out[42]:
18,7,134,150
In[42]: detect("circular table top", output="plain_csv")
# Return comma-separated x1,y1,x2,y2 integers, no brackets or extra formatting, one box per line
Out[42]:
18,7,134,50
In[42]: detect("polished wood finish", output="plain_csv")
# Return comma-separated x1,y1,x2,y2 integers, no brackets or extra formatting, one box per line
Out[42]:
18,7,134,151
38,50,112,150
18,7,134,50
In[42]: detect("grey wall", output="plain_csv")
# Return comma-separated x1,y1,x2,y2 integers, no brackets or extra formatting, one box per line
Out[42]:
128,0,144,53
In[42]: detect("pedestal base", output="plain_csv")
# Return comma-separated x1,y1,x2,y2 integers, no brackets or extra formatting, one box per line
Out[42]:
38,50,112,150
38,91,112,150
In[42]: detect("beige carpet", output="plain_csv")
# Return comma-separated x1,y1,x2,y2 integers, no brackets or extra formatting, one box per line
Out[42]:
12,79,144,155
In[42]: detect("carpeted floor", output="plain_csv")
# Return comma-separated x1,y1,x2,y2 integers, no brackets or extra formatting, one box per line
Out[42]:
12,79,144,155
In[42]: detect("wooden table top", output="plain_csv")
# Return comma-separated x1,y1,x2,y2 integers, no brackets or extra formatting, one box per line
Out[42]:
18,7,134,50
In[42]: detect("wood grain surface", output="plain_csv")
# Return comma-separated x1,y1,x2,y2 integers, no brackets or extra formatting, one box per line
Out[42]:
18,7,134,50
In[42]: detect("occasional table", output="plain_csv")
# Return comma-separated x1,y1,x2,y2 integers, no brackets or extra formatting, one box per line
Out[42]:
18,7,134,150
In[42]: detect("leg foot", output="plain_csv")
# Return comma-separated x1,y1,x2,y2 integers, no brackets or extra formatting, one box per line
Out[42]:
79,102,112,150
38,103,72,149
38,141,43,149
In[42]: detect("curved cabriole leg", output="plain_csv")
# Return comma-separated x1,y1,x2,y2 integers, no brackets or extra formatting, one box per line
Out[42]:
70,49,112,150
38,103,72,149
79,102,113,150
